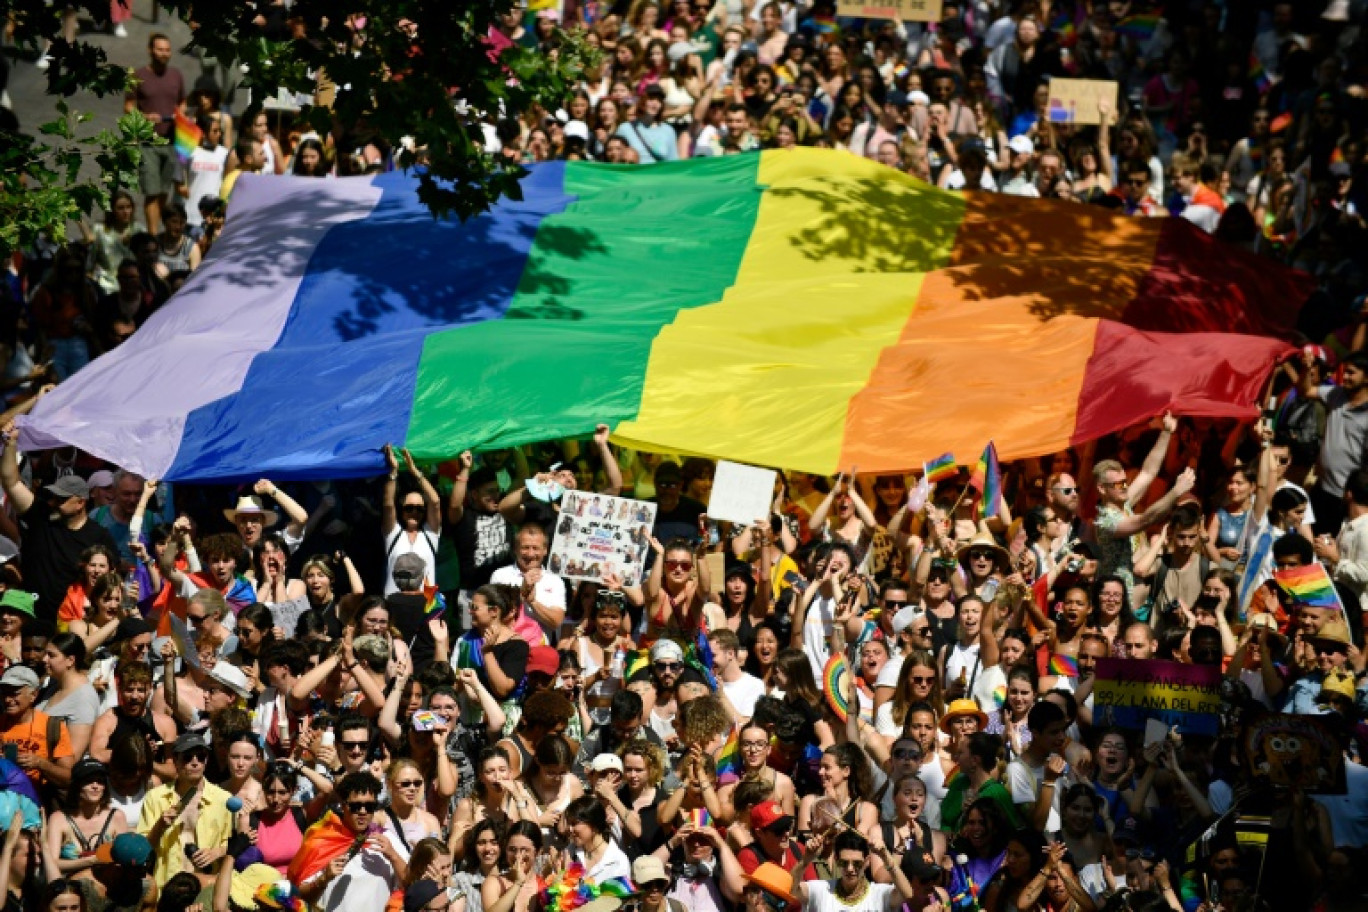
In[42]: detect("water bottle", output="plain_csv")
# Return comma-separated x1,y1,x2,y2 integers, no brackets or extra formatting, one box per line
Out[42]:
123,568,139,612
609,647,626,679
316,727,334,777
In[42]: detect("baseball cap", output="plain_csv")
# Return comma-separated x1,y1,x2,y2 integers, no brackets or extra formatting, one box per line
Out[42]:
1330,160,1352,178
116,617,153,643
908,90,930,106
173,732,208,755
565,120,590,142
668,41,694,63
86,470,116,490
70,757,108,786
392,553,427,590
1008,135,1035,156
891,604,923,635
0,666,39,690
750,800,794,832
95,833,153,867
633,855,668,885
207,661,251,699
527,645,560,677
901,850,942,881
589,753,624,774
44,476,89,500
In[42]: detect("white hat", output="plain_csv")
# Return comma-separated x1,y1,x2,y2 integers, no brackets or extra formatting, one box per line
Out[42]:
1007,135,1034,156
908,90,930,106
224,495,278,527
207,662,251,700
589,753,624,774
87,470,116,489
891,604,925,635
564,120,590,142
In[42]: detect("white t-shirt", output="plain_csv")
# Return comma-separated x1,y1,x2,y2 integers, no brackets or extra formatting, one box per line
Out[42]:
804,879,900,912
803,594,838,683
183,145,229,225
384,525,440,595
315,830,410,912
489,563,567,638
875,654,903,691
722,672,767,719
1006,756,1065,832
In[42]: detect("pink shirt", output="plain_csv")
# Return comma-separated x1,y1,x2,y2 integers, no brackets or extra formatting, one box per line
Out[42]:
257,810,305,875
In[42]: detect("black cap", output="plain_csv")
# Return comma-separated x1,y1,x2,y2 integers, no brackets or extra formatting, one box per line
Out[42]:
901,850,943,881
404,880,444,912
173,732,208,755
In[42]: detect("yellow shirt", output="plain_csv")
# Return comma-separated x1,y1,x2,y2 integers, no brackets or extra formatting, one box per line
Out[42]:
137,780,233,888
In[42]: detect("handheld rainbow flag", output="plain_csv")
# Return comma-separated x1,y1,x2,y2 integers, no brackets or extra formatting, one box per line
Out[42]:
807,14,839,36
173,110,201,163
1049,653,1079,678
1270,111,1294,133
1330,146,1346,166
924,452,957,484
1248,52,1272,94
454,632,486,671
715,727,741,784
1274,563,1341,610
422,581,447,619
1115,12,1160,42
686,807,714,828
968,442,1001,518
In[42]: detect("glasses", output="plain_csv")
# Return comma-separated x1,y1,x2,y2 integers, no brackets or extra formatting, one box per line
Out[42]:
180,749,209,763
643,881,669,893
402,504,425,513
186,613,207,623
1105,479,1129,489
969,550,994,561
764,824,793,837
395,779,423,789
910,675,935,684
654,661,683,672
836,859,865,870
883,598,908,608
665,560,693,571
348,801,380,813
892,748,920,760
341,740,369,752
910,627,931,637
741,740,769,751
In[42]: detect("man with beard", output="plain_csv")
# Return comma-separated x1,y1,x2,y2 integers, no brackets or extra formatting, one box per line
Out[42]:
89,661,178,780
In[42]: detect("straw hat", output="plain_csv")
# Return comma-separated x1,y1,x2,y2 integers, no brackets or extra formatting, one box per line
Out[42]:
940,698,989,733
224,495,278,527
743,862,799,905
956,528,1011,575
1309,617,1353,650
1245,613,1286,647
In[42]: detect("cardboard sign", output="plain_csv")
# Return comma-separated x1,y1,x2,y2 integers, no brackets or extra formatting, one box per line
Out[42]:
1093,658,1221,735
1240,713,1347,794
707,460,777,526
1047,78,1119,125
836,0,942,22
549,491,657,587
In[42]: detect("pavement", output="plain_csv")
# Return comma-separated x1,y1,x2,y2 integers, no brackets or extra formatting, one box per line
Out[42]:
5,0,201,192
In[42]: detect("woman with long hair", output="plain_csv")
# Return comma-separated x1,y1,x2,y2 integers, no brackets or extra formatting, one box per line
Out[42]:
1068,127,1114,204
249,763,305,875
797,742,878,835
636,38,670,93
352,596,412,679
300,553,362,640
878,648,944,736
880,773,947,864
742,618,784,691
481,821,544,912
217,730,264,820
1206,464,1256,569
981,828,1046,912
718,723,796,823
616,738,668,857
45,759,127,880
643,537,712,642
769,648,835,781
452,821,500,912
384,758,443,848
81,189,144,294
564,589,634,727
1056,784,1106,870
718,564,771,651
391,837,453,912
563,795,632,879
290,137,330,176
948,798,1011,905
57,545,119,635
1089,576,1134,657
254,533,306,604
68,574,126,654
506,734,583,837
38,634,98,760
984,666,1035,759
451,748,515,858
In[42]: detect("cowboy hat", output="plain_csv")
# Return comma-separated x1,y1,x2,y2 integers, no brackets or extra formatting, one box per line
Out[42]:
743,862,799,905
1309,617,1353,650
956,529,1011,575
224,495,278,527
940,698,989,733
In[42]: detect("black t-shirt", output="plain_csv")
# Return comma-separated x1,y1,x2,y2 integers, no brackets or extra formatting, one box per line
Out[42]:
19,508,119,625
450,508,512,590
387,592,436,669
651,495,706,545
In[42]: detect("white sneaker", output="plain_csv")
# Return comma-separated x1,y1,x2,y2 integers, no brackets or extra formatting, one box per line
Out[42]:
114,23,127,37
35,55,50,70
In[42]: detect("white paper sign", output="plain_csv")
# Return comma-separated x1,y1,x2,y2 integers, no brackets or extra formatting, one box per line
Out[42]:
707,461,777,525
550,492,658,587
269,597,311,640
1144,717,1170,747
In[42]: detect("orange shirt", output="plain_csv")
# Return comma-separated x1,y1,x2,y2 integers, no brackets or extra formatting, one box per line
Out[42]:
0,709,73,784
57,583,90,633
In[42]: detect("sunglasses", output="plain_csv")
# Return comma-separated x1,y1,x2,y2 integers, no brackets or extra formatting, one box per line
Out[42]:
909,627,931,637
836,859,865,870
892,748,920,760
910,675,936,684
179,749,209,763
402,504,425,513
341,740,369,752
1052,486,1078,494
968,551,994,561
348,801,380,813
883,598,908,608
764,824,793,836
654,661,684,672
665,560,693,571
395,779,423,788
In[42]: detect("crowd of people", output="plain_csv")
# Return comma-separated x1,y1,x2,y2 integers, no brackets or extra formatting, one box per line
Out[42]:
3,1,1368,912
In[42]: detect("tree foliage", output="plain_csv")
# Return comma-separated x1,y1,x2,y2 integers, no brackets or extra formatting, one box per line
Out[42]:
0,0,592,255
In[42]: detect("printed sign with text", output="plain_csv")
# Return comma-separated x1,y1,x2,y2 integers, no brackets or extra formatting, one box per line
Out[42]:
1047,78,1119,125
1093,658,1221,735
549,491,657,587
836,0,942,22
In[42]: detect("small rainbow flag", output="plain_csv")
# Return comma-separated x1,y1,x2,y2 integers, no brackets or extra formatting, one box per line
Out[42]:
715,727,741,784
540,862,635,912
1115,13,1160,42
924,452,957,484
807,14,839,36
968,441,1001,518
1270,111,1294,133
1049,653,1079,677
173,109,201,163
455,632,486,670
423,581,446,619
1274,563,1340,609
1330,146,1346,166
991,683,1006,709
1049,8,1078,48
1249,53,1271,94
254,882,304,912
686,807,714,828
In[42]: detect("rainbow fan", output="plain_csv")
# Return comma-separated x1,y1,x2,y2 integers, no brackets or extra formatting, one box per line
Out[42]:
823,654,850,722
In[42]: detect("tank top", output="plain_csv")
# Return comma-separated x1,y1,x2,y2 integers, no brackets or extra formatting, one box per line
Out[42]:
157,234,195,274
880,818,933,856
255,809,305,874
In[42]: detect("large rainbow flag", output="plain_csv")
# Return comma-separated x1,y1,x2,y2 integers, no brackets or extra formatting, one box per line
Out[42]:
18,150,1307,481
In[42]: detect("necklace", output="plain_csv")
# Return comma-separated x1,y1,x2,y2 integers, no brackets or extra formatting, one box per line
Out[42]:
836,879,870,906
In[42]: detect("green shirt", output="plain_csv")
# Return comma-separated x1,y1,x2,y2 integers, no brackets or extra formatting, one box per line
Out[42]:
939,777,1022,834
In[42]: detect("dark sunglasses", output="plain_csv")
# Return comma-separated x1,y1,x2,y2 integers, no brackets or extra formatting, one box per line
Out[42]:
892,748,920,760
341,740,369,752
179,749,209,763
348,800,380,813
665,560,693,571
883,598,908,608
654,661,684,672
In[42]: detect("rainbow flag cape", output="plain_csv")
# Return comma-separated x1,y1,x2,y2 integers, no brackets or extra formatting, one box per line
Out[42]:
187,572,256,613
173,109,201,163
1115,13,1160,42
422,581,446,619
18,151,1307,481
967,442,1000,518
286,811,360,885
923,452,957,484
1274,563,1340,609
715,727,741,784
1248,53,1272,94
